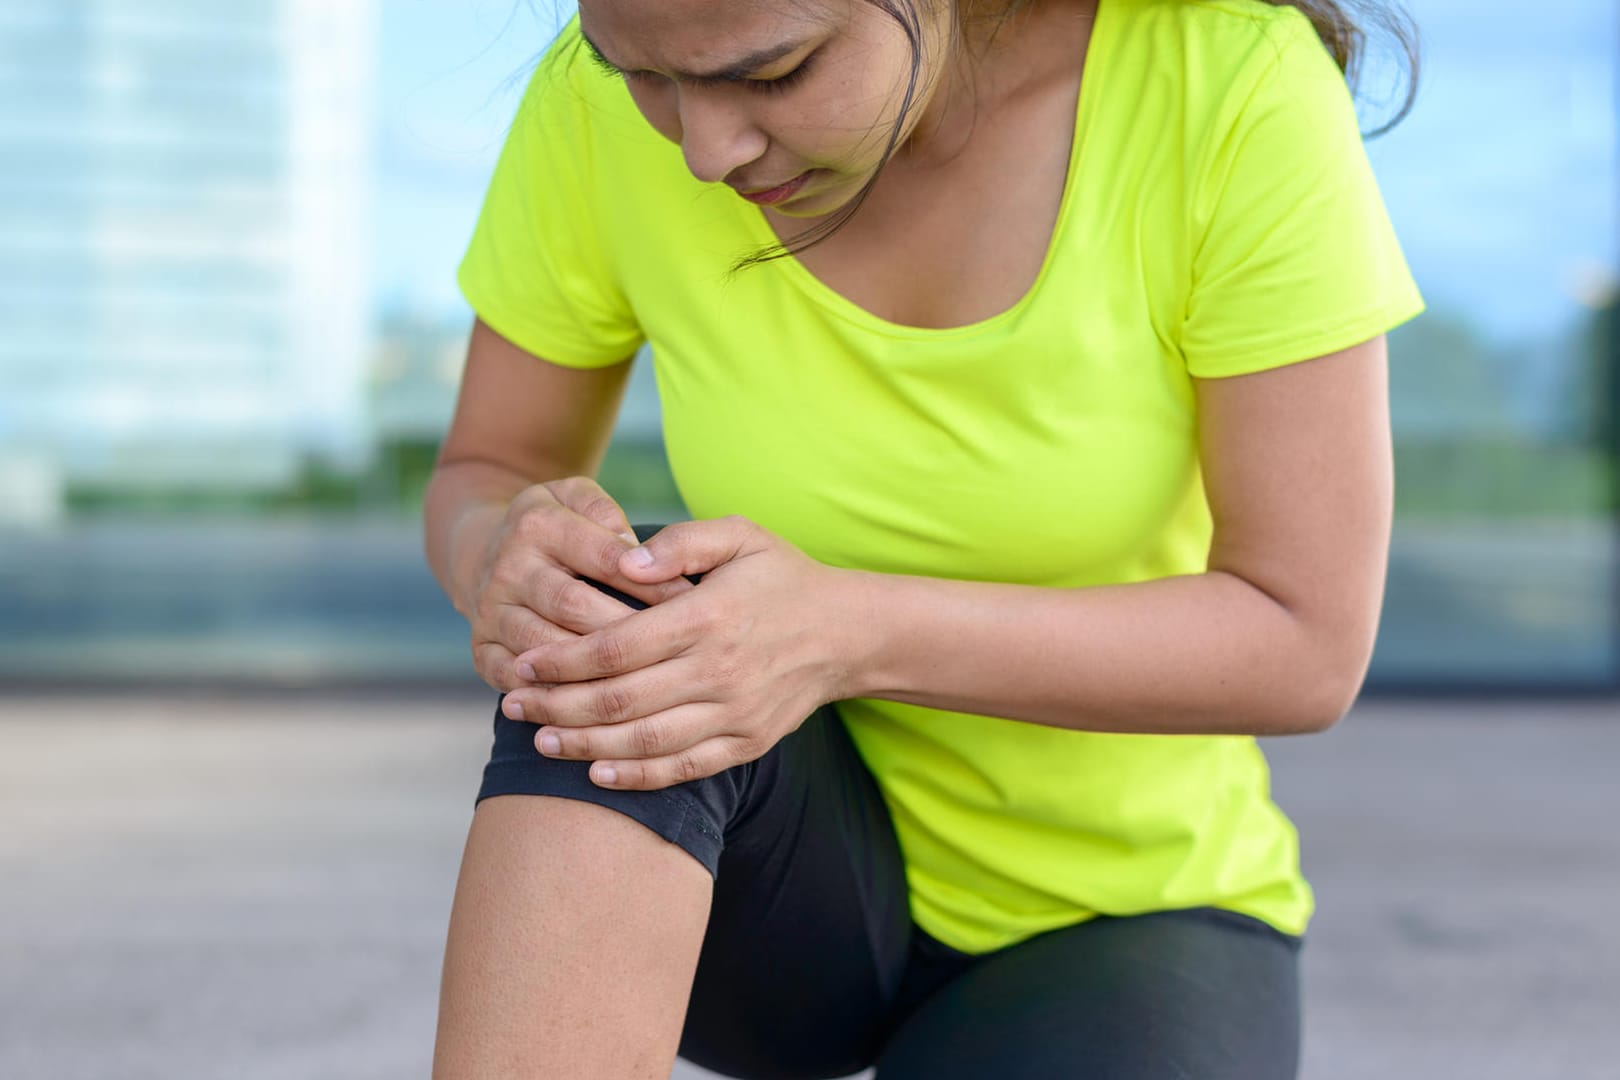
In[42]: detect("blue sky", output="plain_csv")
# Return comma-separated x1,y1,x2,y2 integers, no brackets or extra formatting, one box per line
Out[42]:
372,0,1619,347
373,0,573,317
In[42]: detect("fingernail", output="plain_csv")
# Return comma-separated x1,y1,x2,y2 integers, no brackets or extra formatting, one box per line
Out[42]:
619,530,638,545
538,733,560,755
517,662,536,681
593,765,617,786
625,546,654,569
504,700,524,721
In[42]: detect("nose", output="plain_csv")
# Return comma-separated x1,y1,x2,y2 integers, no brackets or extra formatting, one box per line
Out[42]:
676,87,767,185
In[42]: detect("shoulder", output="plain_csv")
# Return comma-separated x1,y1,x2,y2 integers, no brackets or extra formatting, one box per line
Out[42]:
1112,0,1320,57
1100,0,1358,206
1105,0,1332,109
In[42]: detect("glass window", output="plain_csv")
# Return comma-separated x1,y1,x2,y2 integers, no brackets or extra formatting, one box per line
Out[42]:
1371,0,1618,687
1,0,1613,690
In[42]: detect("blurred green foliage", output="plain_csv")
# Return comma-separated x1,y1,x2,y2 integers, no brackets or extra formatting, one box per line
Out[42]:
1394,440,1614,518
65,438,686,518
66,433,1610,519
63,294,1617,522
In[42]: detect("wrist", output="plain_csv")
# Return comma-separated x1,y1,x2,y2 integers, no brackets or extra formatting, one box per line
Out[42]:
821,567,892,702
447,502,509,619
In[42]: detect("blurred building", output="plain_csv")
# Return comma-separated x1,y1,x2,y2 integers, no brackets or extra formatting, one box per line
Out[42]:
0,0,376,526
368,308,665,446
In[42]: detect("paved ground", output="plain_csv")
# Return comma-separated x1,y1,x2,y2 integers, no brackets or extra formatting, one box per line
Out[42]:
1,692,1615,1079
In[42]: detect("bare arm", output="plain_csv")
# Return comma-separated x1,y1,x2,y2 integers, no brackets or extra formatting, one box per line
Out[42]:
423,319,691,689
421,318,635,615
500,336,1393,787
424,319,631,614
834,335,1393,735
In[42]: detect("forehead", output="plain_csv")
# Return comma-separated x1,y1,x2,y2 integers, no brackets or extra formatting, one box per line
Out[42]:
579,0,840,66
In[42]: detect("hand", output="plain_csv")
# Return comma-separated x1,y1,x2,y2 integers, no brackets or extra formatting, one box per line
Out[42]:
463,477,695,693
502,515,859,790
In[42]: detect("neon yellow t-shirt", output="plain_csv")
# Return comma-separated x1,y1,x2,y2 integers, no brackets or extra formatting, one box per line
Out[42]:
458,0,1424,953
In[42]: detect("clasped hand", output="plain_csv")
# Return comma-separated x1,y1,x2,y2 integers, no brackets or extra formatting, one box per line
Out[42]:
502,513,855,791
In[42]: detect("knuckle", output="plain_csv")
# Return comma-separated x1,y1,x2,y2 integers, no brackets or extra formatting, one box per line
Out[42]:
581,493,622,524
552,476,591,499
517,619,560,655
594,685,633,726
552,578,598,622
589,633,629,674
486,550,524,582
674,750,702,784
572,727,595,758
514,508,544,538
516,504,561,540
537,693,566,725
592,536,630,576
481,559,517,596
633,717,665,758
527,652,562,685
489,566,530,606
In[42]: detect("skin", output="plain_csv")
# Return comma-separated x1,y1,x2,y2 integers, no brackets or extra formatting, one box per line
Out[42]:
453,0,1392,789
579,0,954,216
430,0,1392,1071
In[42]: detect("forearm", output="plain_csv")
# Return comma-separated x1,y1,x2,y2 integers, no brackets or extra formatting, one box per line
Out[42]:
835,567,1373,737
422,461,537,618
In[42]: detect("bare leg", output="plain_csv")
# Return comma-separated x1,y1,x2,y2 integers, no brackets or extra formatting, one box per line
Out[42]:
432,795,713,1079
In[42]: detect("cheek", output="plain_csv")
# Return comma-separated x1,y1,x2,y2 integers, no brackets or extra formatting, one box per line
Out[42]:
809,48,922,162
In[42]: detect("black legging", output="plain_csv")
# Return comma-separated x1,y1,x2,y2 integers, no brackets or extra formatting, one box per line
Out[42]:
477,528,1302,1080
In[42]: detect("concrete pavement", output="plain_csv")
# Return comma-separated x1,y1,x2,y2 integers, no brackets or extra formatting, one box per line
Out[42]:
1,693,1615,1079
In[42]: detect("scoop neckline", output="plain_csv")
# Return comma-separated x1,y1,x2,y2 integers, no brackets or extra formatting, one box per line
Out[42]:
737,0,1117,341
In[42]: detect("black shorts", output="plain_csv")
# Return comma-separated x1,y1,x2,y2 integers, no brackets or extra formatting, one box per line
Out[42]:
475,527,1303,1080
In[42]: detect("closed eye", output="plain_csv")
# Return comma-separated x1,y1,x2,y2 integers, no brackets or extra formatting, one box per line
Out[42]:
746,54,815,94
583,38,816,95
584,40,623,77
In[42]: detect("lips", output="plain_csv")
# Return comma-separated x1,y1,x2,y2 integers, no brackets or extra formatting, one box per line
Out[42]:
734,171,811,206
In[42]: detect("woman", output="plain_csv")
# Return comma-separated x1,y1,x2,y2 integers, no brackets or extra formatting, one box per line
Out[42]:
425,0,1423,1075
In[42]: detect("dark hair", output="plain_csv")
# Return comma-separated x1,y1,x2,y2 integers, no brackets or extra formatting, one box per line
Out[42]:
1270,0,1420,136
741,0,1419,270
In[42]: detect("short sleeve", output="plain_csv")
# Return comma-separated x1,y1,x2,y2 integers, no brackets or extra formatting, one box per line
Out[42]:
1180,9,1424,378
456,24,645,368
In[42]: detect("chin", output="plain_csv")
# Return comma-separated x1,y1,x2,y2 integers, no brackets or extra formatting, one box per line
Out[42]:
772,180,861,220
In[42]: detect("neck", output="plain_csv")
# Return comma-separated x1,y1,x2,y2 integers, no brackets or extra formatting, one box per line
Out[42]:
901,0,1092,165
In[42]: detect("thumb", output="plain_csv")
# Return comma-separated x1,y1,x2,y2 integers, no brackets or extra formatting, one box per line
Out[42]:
619,516,759,581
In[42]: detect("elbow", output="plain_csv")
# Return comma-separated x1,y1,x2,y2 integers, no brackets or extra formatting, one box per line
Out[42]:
1278,633,1375,735
1289,675,1361,734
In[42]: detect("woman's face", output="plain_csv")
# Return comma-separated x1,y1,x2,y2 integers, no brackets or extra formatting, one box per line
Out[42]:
578,0,952,218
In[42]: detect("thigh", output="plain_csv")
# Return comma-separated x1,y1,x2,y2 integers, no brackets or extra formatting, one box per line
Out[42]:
874,908,1302,1080
680,704,914,1080
479,523,915,1079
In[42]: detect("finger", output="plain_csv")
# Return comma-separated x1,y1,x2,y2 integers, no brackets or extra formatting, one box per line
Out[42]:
472,638,524,692
514,599,699,685
620,515,760,582
587,733,756,791
511,658,707,736
546,476,638,543
495,600,582,659
508,502,688,610
516,560,638,636
510,502,640,587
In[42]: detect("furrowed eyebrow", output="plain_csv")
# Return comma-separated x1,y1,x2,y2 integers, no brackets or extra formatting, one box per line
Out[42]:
579,27,809,82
